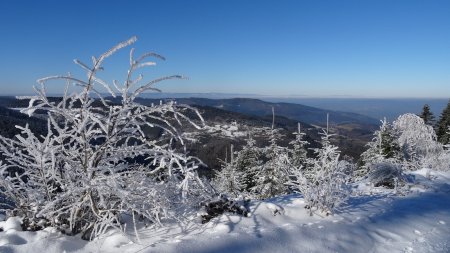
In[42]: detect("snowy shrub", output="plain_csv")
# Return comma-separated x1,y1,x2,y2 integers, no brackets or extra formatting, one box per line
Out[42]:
0,37,210,239
367,161,406,189
420,149,450,171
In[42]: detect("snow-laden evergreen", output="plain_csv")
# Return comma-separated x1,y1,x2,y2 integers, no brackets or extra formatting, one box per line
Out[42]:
251,127,290,199
301,126,351,215
289,123,309,174
359,118,400,176
233,132,262,193
213,145,246,198
0,37,209,239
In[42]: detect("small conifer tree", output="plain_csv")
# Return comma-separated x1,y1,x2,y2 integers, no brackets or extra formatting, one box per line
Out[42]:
234,132,262,192
214,145,246,197
292,114,351,215
419,104,435,126
289,123,309,169
359,118,400,176
436,100,450,144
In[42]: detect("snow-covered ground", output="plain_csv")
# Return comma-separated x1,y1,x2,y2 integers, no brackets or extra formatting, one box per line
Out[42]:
1,169,449,253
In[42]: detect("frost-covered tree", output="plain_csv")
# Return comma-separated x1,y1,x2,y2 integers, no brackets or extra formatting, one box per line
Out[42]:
419,104,435,126
213,145,246,197
0,37,209,240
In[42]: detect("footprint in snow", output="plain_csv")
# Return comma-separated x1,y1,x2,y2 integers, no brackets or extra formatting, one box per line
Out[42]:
317,225,324,229
414,230,421,235
439,220,446,225
0,233,27,246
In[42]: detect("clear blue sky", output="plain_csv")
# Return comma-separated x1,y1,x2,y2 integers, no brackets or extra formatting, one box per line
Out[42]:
0,0,449,98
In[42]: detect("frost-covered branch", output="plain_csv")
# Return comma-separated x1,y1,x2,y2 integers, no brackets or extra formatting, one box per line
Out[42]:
0,37,209,240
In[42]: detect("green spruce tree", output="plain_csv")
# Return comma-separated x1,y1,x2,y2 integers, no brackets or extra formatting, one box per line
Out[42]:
436,100,450,144
419,104,435,126
359,118,400,176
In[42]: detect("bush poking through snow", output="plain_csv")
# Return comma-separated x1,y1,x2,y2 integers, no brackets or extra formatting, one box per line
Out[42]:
367,161,406,189
0,37,209,240
199,195,250,223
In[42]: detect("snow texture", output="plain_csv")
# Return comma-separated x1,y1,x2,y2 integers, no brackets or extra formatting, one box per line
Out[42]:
1,169,449,253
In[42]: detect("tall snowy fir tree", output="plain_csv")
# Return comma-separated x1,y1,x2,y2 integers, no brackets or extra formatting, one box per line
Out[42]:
419,104,435,126
436,100,450,144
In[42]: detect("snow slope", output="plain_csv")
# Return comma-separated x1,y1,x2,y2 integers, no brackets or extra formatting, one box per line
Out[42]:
1,169,449,253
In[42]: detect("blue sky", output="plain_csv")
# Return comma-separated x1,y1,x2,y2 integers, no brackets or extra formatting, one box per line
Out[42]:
0,0,449,98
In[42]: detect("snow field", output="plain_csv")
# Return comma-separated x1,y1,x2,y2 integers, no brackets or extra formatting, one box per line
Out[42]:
1,169,448,253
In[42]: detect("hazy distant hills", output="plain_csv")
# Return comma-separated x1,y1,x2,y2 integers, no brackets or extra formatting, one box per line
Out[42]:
261,98,449,122
0,106,46,138
135,97,380,126
0,96,379,171
134,97,379,165
140,93,449,121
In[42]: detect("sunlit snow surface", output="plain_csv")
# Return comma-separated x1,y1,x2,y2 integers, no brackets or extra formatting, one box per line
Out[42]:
1,169,449,253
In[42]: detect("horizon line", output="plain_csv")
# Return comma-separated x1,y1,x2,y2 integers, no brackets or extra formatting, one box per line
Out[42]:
1,92,448,100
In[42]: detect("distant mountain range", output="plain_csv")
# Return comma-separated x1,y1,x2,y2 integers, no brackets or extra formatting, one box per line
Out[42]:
133,97,379,165
261,98,449,122
134,97,380,126
0,96,380,171
139,93,449,121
